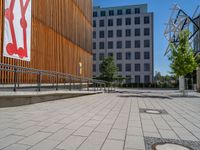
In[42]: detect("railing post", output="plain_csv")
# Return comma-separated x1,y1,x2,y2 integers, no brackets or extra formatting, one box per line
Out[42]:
80,78,82,91
69,77,72,91
13,68,17,92
87,81,89,91
56,74,58,91
37,72,41,91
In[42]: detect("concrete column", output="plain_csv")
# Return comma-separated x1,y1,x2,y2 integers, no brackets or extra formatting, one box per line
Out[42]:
197,67,200,92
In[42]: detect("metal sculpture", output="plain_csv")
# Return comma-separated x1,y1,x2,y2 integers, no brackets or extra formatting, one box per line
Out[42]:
164,4,200,55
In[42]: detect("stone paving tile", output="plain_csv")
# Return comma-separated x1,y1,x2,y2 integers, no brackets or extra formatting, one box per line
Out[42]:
78,132,107,150
56,135,86,150
28,139,60,150
108,129,126,140
14,125,45,137
0,91,200,150
2,144,30,150
40,123,65,133
73,126,94,137
47,128,74,142
18,132,51,146
101,139,124,150
0,135,24,149
125,135,145,150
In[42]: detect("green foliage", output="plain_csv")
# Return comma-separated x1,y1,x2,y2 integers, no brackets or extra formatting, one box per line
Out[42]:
99,56,118,82
168,30,198,77
196,54,200,66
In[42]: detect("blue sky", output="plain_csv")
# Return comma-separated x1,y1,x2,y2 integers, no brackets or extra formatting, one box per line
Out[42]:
93,0,200,75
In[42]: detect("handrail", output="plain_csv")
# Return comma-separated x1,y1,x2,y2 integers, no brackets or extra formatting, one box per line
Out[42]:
0,63,113,92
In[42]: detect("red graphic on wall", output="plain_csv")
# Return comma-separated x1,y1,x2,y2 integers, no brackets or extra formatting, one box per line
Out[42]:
5,0,30,59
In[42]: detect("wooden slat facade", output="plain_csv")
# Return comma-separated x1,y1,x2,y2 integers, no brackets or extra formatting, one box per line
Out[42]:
0,0,92,83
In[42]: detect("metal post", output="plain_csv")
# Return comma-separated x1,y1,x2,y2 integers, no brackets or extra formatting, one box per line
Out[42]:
87,81,89,91
69,77,72,91
13,68,17,92
56,74,58,91
80,78,82,91
37,72,41,91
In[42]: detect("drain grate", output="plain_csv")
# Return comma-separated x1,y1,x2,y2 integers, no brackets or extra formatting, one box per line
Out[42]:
140,108,168,115
145,137,200,150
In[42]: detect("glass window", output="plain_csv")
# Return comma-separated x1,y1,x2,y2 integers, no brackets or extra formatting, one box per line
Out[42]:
116,53,122,60
144,28,150,36
93,54,96,61
135,64,140,72
135,8,140,14
108,19,113,26
126,52,131,60
93,31,96,39
126,75,131,83
99,31,104,38
109,10,114,16
100,11,106,16
126,41,132,48
144,75,150,83
93,20,96,27
117,41,122,49
144,40,150,48
108,41,113,49
135,17,140,25
117,18,122,26
99,42,104,49
126,29,131,37
93,42,96,49
135,28,140,36
126,9,131,14
144,63,150,71
126,64,131,72
135,40,140,48
99,20,104,27
135,75,140,83
93,64,96,72
117,64,122,72
93,12,97,17
108,30,113,38
117,9,123,15
99,53,104,60
126,18,131,25
108,52,113,57
144,52,150,59
135,52,140,60
144,16,150,24
117,30,122,37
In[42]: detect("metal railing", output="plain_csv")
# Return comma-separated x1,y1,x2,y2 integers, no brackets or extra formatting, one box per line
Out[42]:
0,63,114,92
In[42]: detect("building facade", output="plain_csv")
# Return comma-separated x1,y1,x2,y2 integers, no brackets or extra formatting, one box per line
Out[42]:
92,4,154,83
0,0,93,83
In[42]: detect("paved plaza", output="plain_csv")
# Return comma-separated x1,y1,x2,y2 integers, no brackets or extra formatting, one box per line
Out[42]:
0,90,200,150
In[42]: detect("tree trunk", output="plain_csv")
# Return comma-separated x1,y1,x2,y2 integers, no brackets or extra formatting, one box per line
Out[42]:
179,76,185,93
179,76,185,91
197,67,200,93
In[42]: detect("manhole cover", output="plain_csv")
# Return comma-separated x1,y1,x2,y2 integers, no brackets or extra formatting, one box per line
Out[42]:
152,143,192,150
139,108,168,115
145,110,161,114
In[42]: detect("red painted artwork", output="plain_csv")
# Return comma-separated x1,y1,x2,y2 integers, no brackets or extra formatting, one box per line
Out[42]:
4,0,30,59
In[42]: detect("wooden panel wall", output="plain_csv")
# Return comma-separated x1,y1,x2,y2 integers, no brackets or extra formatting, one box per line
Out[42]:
0,0,93,83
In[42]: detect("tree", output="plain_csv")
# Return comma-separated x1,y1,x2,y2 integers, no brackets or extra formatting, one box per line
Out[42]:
168,30,198,93
99,56,118,82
